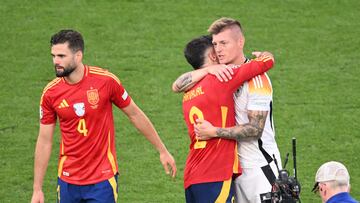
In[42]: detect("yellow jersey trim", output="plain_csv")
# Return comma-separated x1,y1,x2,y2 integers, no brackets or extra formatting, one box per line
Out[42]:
107,131,117,174
108,176,118,202
215,178,232,203
89,67,121,85
233,143,239,174
40,78,61,105
57,155,67,177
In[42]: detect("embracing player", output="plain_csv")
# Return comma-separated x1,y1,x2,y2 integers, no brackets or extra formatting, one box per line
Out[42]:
178,35,274,202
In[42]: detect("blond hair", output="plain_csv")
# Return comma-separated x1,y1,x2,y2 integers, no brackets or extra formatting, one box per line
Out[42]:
208,17,243,35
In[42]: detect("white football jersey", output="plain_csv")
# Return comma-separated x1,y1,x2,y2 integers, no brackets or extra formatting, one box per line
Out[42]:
234,73,281,168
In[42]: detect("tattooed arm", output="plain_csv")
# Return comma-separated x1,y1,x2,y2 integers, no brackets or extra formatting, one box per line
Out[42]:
171,65,234,93
195,110,268,141
171,69,207,93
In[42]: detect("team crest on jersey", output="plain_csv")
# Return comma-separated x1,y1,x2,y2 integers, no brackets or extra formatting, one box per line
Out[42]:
87,89,99,105
73,103,85,117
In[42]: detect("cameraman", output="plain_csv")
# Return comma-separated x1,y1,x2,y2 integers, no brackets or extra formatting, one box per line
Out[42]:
312,161,358,203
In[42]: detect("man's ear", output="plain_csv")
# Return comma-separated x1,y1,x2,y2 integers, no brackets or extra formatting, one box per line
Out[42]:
208,49,218,62
75,51,83,63
238,36,245,49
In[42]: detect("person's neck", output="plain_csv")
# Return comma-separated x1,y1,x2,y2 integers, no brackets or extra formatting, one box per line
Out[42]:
64,63,85,84
230,54,246,65
324,189,349,202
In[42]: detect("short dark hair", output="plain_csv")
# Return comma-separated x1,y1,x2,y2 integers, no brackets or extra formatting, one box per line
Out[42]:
184,35,213,70
50,29,84,53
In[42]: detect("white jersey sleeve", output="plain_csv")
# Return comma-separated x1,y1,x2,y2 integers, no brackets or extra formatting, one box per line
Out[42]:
234,73,281,168
247,73,272,111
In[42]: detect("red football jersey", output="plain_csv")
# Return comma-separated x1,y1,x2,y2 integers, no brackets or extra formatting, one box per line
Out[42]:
182,58,273,189
40,65,131,185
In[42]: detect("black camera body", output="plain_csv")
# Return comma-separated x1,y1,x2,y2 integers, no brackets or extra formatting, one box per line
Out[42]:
270,169,301,203
260,138,301,203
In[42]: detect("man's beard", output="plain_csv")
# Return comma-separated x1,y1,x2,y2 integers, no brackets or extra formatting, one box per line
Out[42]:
55,65,76,77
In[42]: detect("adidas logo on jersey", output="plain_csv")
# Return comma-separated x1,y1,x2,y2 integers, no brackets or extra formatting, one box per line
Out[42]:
58,99,69,108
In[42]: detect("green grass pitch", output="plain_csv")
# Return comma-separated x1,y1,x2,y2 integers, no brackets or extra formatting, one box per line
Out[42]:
0,0,359,202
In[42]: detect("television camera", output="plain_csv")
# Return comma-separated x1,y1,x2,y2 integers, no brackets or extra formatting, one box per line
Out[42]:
260,138,301,203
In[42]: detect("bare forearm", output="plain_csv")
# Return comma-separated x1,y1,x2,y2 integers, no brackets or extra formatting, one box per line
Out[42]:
33,124,54,191
216,123,264,142
129,111,167,153
122,101,176,177
216,110,268,142
33,139,52,190
172,72,193,92
172,68,208,93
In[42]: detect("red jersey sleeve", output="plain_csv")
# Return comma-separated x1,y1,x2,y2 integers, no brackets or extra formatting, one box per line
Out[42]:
225,57,274,93
40,92,57,124
109,75,132,109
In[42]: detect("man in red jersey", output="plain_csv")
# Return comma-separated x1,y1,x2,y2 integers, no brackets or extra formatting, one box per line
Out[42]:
180,35,274,202
176,17,281,203
31,29,176,203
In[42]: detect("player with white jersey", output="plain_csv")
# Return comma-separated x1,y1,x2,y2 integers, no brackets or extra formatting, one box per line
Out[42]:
181,17,282,203
172,17,282,203
195,65,281,203
232,70,281,203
